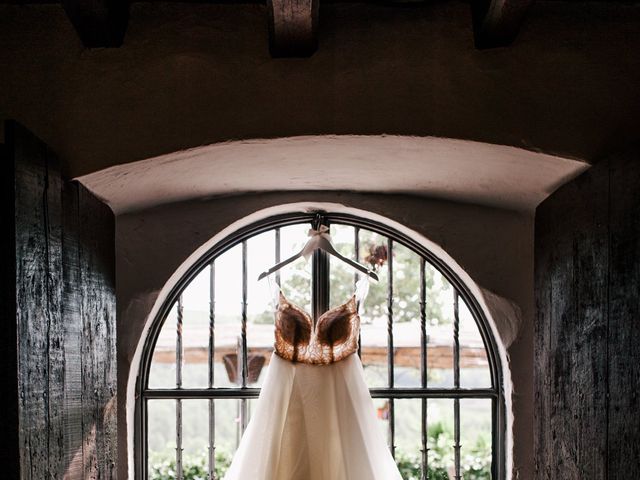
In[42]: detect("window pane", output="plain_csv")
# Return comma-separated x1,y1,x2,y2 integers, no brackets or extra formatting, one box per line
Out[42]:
460,399,493,479
329,224,357,308
358,229,390,388
372,397,392,448
279,224,312,313
427,399,455,478
147,400,176,479
427,269,454,388
392,243,422,388
246,231,276,386
459,300,492,389
148,303,178,389
181,266,211,388
394,398,422,479
214,244,243,387
215,399,246,465
182,399,209,478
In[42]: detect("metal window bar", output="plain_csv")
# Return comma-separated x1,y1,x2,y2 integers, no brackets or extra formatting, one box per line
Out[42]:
453,290,461,480
208,262,216,480
354,226,361,358
240,241,249,433
419,258,428,479
387,237,395,458
144,387,498,400
139,215,505,480
275,228,281,287
176,295,184,480
312,214,330,322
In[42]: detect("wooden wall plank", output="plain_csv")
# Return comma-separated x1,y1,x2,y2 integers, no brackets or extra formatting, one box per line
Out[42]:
535,160,609,479
12,121,64,480
0,139,20,480
78,182,117,479
535,152,640,478
61,182,86,479
267,0,319,57
607,153,640,477
62,0,129,48
4,121,117,480
471,0,533,49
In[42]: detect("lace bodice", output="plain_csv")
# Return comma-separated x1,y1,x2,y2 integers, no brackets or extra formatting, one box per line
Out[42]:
274,292,360,365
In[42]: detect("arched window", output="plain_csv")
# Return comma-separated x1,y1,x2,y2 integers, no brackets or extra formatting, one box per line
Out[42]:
136,212,505,479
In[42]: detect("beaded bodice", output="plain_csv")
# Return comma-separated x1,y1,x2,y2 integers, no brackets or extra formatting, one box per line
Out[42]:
274,292,360,365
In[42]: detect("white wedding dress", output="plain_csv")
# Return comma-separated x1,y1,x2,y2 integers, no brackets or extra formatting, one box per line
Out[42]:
223,287,403,480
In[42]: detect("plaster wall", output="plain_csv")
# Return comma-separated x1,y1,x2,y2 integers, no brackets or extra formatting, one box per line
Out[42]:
117,191,534,479
1,1,640,177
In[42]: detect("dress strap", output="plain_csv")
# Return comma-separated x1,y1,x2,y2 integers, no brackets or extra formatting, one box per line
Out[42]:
267,275,283,312
354,276,370,313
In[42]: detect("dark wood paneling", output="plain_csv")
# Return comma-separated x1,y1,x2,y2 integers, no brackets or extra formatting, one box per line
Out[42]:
11,120,65,479
607,153,640,478
267,0,319,57
0,139,20,479
77,182,118,479
535,160,609,479
62,0,129,48
535,153,640,478
61,182,85,479
4,121,117,479
471,0,533,48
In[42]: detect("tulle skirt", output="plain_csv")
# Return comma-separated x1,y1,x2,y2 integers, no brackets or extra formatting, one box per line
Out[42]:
223,353,403,480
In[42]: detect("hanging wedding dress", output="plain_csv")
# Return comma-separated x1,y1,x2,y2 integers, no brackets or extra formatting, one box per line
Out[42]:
223,285,403,480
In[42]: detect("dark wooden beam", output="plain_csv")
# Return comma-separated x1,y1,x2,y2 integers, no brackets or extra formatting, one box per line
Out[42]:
267,0,319,57
471,0,533,49
62,0,129,48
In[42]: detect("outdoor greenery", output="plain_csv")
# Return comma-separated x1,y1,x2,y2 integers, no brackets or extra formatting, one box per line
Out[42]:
148,421,492,480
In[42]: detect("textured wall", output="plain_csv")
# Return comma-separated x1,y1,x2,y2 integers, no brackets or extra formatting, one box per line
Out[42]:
534,149,640,478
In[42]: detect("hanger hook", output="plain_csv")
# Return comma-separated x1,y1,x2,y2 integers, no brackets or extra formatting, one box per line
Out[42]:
311,211,326,231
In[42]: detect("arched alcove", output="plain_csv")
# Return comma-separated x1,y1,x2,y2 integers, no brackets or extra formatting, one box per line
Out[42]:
126,203,515,479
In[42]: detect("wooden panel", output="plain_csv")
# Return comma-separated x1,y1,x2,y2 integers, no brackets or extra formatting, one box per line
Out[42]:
4,121,117,479
62,0,129,48
11,121,65,479
61,182,86,479
607,153,640,477
535,153,640,478
471,0,533,49
77,182,118,479
535,160,609,479
0,139,20,479
267,0,319,57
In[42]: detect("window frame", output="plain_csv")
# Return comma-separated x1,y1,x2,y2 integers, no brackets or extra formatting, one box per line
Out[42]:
135,211,506,479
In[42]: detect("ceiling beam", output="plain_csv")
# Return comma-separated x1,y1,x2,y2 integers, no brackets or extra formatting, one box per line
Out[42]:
267,0,319,57
62,0,129,48
471,0,533,49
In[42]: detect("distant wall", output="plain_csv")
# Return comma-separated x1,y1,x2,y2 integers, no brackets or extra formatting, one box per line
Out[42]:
116,191,535,479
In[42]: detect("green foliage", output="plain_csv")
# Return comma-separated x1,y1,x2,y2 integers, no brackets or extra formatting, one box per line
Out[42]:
148,422,491,480
395,450,449,480
149,449,231,480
